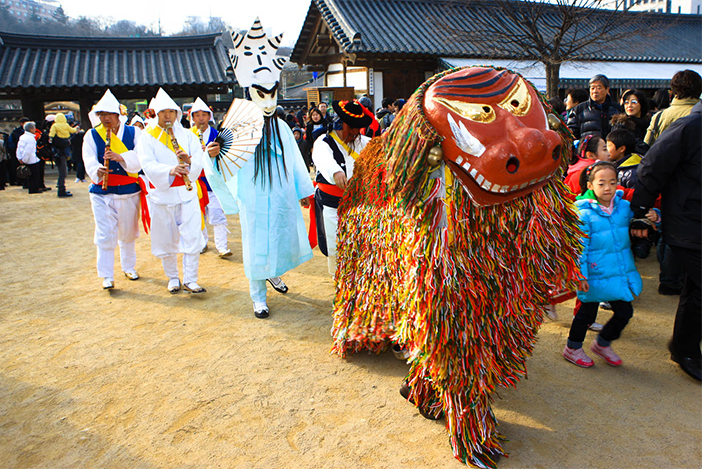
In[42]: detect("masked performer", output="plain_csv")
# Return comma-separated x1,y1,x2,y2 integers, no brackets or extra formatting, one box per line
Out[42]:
138,88,206,294
311,100,371,274
189,98,232,258
206,18,314,318
83,89,143,290
331,67,582,468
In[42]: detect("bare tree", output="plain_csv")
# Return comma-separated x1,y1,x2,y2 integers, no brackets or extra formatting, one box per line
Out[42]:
466,0,650,98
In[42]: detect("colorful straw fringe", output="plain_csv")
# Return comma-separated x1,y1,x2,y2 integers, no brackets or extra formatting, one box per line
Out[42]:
331,67,582,468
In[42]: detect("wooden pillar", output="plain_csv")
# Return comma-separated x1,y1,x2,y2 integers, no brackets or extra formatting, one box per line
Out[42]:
20,96,44,123
343,61,347,88
79,96,94,130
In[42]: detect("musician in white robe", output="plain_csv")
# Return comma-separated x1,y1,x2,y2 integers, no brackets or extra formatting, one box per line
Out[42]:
137,88,206,294
83,89,143,290
190,97,231,258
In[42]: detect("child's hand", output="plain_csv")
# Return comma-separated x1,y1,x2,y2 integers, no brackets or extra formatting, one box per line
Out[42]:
578,279,589,292
645,209,660,225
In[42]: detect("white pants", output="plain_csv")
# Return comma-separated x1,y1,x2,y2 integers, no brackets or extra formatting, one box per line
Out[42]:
202,191,229,252
322,205,338,275
89,192,140,279
249,279,267,303
161,253,200,285
148,198,205,258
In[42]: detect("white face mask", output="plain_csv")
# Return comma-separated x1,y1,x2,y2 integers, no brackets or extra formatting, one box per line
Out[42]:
250,84,278,117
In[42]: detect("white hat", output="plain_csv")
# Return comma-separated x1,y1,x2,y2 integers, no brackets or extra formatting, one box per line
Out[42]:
149,88,183,124
189,97,214,124
89,89,127,127
129,115,145,126
230,17,287,88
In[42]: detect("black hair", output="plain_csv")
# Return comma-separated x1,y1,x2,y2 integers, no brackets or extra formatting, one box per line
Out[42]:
606,129,636,156
566,88,589,105
253,116,287,189
671,70,702,100
548,96,565,115
580,135,604,159
621,89,650,117
381,97,394,108
652,89,670,110
579,161,617,194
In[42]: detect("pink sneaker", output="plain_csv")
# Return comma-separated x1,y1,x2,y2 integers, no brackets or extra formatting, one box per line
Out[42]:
563,346,594,368
591,342,622,366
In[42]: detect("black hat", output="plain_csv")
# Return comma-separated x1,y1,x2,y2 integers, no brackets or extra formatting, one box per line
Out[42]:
332,100,372,128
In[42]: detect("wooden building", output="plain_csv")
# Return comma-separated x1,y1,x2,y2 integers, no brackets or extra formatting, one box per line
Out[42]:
0,31,235,126
291,0,702,108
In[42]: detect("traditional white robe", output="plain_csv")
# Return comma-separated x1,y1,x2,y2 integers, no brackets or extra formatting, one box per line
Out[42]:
83,124,143,278
137,124,205,257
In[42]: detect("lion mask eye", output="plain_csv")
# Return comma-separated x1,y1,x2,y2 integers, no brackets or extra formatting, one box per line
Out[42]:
497,78,531,116
433,97,496,123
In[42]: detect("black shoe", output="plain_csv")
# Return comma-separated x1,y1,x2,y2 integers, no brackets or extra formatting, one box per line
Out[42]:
254,307,269,319
659,284,683,295
58,191,73,198
267,277,288,294
400,382,443,420
670,353,702,381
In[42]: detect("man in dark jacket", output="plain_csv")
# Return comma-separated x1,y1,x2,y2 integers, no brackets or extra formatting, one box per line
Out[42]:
567,75,622,140
7,117,28,186
631,101,701,382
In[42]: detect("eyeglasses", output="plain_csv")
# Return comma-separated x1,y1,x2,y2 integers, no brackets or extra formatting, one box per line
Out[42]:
625,99,639,105
589,85,605,91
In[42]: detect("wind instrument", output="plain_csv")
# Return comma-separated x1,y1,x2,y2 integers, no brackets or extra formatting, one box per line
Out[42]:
102,124,112,190
164,122,193,191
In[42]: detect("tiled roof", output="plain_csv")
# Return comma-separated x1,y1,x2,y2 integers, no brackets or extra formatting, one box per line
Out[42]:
0,32,235,91
291,0,702,64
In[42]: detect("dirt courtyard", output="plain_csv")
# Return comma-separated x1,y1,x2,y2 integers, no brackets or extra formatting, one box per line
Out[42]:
1,171,700,469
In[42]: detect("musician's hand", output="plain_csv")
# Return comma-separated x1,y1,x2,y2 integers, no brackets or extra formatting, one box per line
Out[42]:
333,171,348,191
104,149,124,163
206,142,221,158
97,166,110,178
170,163,190,177
176,149,191,165
299,196,311,208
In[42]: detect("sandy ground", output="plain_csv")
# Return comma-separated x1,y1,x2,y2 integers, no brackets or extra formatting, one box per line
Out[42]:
0,169,700,469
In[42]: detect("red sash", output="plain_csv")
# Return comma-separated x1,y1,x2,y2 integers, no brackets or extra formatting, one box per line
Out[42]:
106,174,139,187
148,176,186,189
308,182,345,249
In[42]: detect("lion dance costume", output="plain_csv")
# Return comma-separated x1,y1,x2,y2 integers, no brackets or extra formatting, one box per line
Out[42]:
331,67,583,467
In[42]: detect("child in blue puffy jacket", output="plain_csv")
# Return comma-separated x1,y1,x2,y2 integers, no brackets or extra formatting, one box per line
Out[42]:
563,161,659,368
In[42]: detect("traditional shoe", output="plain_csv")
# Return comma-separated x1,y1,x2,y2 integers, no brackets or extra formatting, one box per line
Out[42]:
124,271,139,281
563,346,594,368
167,278,181,294
670,354,702,381
218,249,233,258
399,382,443,420
590,342,622,366
267,277,288,294
588,322,604,332
102,278,115,289
200,245,208,254
392,344,410,360
183,282,207,294
254,306,269,319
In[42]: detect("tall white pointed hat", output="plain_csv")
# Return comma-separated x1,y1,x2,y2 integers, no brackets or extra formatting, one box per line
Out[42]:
229,17,287,88
89,89,127,127
189,97,215,124
150,88,183,123
129,115,145,126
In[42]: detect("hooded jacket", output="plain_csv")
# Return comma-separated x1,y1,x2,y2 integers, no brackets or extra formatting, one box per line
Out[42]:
48,113,77,139
575,189,642,303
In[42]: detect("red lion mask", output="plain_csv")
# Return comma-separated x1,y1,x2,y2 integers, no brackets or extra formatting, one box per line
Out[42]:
424,67,562,206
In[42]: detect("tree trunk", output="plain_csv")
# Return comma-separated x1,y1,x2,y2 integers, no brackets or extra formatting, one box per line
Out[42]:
544,62,561,99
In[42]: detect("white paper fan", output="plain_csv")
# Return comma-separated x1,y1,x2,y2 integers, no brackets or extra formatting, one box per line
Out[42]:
215,98,264,181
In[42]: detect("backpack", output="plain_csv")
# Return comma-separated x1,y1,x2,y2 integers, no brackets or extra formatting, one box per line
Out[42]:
36,131,54,161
